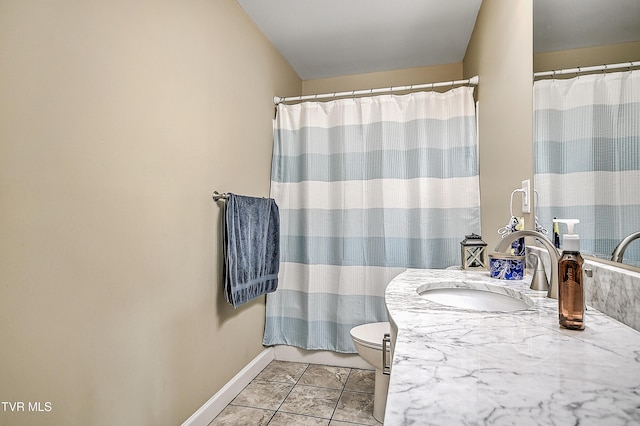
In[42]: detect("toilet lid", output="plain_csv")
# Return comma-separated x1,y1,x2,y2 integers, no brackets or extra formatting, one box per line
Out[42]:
350,322,390,349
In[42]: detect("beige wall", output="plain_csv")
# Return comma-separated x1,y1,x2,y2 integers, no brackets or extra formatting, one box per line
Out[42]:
463,0,534,251
534,41,640,73
302,62,463,95
0,1,300,425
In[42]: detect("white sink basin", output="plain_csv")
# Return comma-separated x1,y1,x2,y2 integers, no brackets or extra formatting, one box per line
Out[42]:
418,284,533,312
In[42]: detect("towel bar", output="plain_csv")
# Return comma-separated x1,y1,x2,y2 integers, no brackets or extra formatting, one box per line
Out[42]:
212,191,229,202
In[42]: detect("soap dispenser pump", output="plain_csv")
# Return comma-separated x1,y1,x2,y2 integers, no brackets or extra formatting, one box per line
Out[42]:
553,219,585,330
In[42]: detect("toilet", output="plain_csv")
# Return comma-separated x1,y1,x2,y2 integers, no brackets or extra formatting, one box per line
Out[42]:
350,321,391,423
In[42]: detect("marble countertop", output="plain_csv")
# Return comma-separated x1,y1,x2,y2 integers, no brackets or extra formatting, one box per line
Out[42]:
384,268,640,425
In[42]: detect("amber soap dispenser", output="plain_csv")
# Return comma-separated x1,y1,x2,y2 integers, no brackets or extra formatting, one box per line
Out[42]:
554,219,585,330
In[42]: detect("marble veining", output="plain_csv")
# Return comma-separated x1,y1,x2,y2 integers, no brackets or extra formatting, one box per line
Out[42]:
385,268,640,425
583,261,640,332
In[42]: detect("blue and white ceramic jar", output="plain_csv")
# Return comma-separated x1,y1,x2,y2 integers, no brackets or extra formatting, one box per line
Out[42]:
489,253,525,280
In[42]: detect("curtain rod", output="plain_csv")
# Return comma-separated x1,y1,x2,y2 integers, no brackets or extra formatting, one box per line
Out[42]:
273,75,479,105
534,61,640,78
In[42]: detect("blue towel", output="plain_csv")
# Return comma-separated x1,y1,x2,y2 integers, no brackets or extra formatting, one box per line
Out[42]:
223,193,280,308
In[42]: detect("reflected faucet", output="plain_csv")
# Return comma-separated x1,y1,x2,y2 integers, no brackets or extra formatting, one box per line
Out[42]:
495,230,561,299
611,231,640,263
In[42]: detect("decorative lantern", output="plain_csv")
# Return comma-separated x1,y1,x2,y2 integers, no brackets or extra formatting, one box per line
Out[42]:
460,233,488,270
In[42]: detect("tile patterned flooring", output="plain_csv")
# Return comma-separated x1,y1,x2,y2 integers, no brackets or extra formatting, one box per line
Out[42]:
210,361,381,425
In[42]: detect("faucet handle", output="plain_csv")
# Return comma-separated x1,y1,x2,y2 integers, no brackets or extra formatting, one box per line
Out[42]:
528,253,549,292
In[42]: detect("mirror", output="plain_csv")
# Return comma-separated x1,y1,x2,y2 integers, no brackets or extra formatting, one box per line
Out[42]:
533,0,640,270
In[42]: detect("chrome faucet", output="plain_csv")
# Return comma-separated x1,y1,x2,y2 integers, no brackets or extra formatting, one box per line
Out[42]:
611,231,640,263
495,230,561,299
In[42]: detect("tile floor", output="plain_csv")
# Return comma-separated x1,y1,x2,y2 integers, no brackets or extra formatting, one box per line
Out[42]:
210,360,381,425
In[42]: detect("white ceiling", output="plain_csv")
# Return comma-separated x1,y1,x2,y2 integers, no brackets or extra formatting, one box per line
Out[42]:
236,0,482,80
236,0,640,80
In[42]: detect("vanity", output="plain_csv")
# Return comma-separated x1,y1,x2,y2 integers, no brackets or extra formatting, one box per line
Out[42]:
384,268,640,425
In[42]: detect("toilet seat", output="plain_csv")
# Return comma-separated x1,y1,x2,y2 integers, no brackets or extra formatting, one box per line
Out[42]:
350,322,390,350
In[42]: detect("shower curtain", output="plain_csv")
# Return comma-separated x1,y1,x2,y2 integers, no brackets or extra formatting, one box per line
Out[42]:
534,70,640,266
264,88,480,352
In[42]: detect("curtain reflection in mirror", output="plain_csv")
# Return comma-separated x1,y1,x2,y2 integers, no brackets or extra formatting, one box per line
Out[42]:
534,70,640,267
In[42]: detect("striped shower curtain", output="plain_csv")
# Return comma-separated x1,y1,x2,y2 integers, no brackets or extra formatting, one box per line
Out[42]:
534,70,640,266
264,88,480,352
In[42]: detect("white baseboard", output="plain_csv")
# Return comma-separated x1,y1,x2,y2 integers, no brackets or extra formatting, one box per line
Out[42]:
273,345,372,370
181,347,275,426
